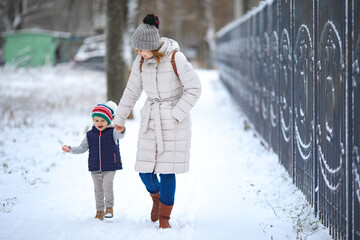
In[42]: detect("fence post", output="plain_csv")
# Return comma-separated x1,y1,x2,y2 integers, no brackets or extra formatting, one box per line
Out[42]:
351,0,360,239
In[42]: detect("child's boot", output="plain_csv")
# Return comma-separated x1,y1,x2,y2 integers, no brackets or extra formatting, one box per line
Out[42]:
159,202,173,229
150,192,160,222
105,207,113,218
95,211,104,221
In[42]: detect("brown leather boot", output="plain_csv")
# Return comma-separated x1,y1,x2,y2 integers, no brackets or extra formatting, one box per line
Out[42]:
159,202,173,229
95,211,104,221
150,192,160,222
104,207,113,218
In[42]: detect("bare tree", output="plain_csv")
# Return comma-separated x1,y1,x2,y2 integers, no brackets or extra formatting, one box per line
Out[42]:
126,0,141,61
194,0,209,68
173,1,184,44
106,0,128,104
203,0,215,68
0,0,24,30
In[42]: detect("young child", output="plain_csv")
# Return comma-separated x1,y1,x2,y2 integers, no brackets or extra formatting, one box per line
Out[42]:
62,101,125,221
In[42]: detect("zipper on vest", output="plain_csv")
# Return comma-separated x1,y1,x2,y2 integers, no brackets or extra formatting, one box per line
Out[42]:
99,131,102,171
113,153,116,164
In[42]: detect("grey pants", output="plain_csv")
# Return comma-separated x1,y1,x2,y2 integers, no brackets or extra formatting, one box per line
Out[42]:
91,171,116,211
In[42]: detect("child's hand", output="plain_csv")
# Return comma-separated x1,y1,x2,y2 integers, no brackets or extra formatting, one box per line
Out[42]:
115,125,125,133
62,145,71,152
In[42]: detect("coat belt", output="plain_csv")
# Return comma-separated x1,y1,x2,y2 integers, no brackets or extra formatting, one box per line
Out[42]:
142,96,181,154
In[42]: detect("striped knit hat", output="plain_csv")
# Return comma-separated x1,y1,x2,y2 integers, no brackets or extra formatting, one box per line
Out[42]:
91,104,114,125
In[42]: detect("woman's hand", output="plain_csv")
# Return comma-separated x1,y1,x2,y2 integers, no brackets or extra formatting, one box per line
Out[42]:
62,145,71,153
115,125,125,133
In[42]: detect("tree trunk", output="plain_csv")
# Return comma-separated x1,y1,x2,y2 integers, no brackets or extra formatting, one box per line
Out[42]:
128,0,141,61
204,0,215,69
106,0,128,104
195,0,208,68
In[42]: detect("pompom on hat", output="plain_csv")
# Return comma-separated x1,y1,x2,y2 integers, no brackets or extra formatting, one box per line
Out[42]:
131,14,161,50
105,100,117,117
91,104,114,125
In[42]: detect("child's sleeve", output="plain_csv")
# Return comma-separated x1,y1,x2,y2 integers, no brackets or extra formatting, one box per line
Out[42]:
113,128,126,143
69,137,89,154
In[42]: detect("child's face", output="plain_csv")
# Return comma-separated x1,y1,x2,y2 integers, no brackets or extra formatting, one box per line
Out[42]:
93,116,108,131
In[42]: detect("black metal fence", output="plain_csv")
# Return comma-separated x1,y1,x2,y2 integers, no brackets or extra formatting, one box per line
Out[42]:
215,0,360,239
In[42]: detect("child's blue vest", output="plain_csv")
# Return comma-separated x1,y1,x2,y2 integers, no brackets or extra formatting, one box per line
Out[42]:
87,126,122,171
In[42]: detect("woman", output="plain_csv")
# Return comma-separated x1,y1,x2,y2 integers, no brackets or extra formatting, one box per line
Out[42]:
113,14,201,229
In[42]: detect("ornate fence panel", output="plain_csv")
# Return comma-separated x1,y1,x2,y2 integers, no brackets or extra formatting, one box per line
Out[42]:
249,13,257,125
269,0,280,154
352,0,360,239
243,20,252,120
259,3,271,147
278,0,294,176
253,8,265,139
216,0,358,239
293,0,316,207
316,0,348,238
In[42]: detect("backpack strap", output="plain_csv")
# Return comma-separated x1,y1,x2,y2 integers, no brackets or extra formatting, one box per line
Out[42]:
139,51,178,78
140,56,144,73
171,50,179,77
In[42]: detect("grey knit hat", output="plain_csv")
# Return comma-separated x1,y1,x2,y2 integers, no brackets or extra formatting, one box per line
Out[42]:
131,24,160,50
131,14,161,50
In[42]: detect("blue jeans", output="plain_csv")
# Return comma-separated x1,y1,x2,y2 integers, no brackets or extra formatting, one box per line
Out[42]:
139,173,176,206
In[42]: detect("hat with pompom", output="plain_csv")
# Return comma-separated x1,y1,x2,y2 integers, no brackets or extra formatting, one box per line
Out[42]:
91,104,114,125
131,14,161,50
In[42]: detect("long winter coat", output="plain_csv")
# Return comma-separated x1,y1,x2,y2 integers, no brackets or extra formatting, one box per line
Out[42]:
113,37,201,174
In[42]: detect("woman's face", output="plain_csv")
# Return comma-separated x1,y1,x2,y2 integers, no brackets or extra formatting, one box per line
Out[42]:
136,49,153,59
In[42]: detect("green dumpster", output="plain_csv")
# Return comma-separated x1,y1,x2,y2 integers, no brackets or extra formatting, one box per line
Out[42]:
3,28,70,68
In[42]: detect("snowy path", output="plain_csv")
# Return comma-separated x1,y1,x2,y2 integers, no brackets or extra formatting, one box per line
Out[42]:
0,67,331,240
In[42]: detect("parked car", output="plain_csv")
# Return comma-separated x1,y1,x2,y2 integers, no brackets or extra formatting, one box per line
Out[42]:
74,34,105,71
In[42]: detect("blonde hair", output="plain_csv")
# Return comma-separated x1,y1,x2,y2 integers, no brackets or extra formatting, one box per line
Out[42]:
151,49,165,64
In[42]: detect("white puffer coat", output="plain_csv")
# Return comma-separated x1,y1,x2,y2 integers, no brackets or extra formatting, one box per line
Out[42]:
113,37,201,174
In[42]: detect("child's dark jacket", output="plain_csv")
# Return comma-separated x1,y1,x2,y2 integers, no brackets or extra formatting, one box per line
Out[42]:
70,126,125,171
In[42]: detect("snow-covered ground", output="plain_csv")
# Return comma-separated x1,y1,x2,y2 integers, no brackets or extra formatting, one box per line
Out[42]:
0,65,332,240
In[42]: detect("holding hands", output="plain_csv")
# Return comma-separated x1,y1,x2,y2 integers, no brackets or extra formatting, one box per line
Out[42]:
115,125,125,133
